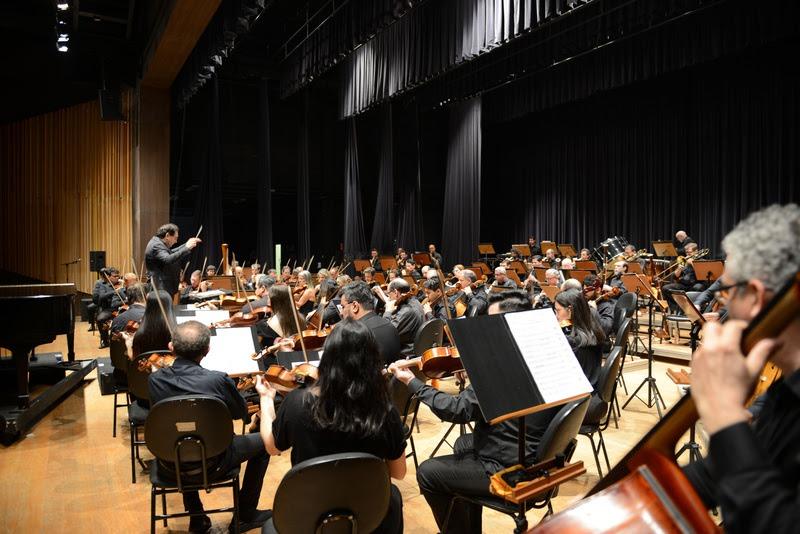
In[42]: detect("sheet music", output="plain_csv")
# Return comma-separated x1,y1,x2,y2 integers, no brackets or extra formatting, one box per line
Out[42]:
504,309,593,403
176,309,230,326
201,327,260,375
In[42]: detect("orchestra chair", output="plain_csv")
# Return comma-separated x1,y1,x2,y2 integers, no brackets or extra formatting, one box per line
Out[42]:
611,318,633,410
109,337,131,437
579,347,624,477
664,290,703,344
612,292,637,339
127,350,169,483
263,452,390,534
388,373,423,469
441,397,590,533
144,395,240,534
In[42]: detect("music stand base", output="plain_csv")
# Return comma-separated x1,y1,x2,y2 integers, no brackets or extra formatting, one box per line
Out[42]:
676,424,703,464
621,377,666,419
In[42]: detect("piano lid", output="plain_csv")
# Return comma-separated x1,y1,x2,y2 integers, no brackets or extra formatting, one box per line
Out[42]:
0,283,77,297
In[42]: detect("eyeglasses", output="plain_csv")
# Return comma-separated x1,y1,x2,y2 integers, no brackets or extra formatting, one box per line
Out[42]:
714,281,747,306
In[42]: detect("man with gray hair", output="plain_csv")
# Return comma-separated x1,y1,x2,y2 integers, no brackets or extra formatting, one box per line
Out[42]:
148,321,271,533
452,269,489,316
673,229,696,256
682,204,800,532
340,281,402,364
383,278,425,357
239,274,275,314
492,266,517,289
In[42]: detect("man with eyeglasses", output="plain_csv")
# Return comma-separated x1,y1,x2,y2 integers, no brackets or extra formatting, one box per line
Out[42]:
382,278,425,357
682,203,800,533
339,281,402,365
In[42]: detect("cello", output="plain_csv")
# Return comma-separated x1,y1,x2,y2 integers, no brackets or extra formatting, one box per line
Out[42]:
530,271,800,533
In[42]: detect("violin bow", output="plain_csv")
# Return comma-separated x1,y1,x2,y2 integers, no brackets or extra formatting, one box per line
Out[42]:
199,256,208,280
179,260,191,286
286,285,309,363
131,257,138,280
149,277,175,337
433,258,454,321
102,269,127,307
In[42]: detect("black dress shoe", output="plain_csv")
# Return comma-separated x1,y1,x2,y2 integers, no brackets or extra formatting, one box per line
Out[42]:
189,514,212,533
230,509,272,533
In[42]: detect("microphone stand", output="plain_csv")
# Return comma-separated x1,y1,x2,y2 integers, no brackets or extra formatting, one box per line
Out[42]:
61,258,80,283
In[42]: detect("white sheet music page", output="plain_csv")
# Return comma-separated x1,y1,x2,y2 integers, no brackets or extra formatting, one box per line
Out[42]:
176,309,230,326
503,309,593,403
202,327,260,375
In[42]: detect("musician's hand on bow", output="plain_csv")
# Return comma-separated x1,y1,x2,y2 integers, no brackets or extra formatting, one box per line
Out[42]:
186,237,201,250
388,362,415,385
255,375,277,401
691,320,781,434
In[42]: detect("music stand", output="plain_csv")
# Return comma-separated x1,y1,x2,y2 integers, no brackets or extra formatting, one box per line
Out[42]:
380,258,398,271
374,272,386,285
652,241,678,258
625,262,643,274
620,274,666,418
574,261,597,272
471,263,490,277
413,253,432,266
563,270,592,284
402,275,417,287
353,259,371,272
533,268,548,283
206,275,236,291
540,241,557,255
692,260,724,284
511,244,531,258
558,244,577,257
671,291,705,353
540,285,561,301
509,260,527,276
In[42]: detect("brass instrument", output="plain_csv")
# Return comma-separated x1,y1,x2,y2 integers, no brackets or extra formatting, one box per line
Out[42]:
653,248,710,283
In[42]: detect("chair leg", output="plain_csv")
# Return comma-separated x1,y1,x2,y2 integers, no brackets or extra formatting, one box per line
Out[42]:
161,491,167,526
409,435,419,470
598,429,611,472
130,423,137,484
231,476,241,534
150,485,156,534
113,391,118,438
587,433,603,477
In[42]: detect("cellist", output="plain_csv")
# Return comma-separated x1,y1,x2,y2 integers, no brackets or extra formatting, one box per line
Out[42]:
682,204,800,532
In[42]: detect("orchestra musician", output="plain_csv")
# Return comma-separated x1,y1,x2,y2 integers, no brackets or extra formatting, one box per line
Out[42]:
682,203,800,532
339,281,402,365
554,289,606,389
240,274,274,314
428,243,443,267
402,258,422,281
280,265,292,283
317,277,342,326
387,291,559,534
607,261,629,293
179,270,209,304
248,263,261,287
382,279,425,357
662,242,703,314
363,267,377,287
421,278,455,322
258,285,305,361
234,264,251,291
369,248,382,271
148,321,271,534
491,266,517,289
543,248,559,266
293,270,316,315
93,267,123,348
527,236,542,257
581,274,615,336
255,319,407,534
673,229,696,256
110,283,147,334
579,248,593,262
453,269,488,317
144,223,201,297
205,264,217,277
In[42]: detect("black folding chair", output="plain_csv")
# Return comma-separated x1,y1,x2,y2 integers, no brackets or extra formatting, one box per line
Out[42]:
109,336,130,437
263,452,391,534
127,350,170,483
145,395,240,534
580,347,624,477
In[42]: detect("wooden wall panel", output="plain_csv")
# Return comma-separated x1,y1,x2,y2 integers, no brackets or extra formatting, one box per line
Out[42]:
0,97,132,293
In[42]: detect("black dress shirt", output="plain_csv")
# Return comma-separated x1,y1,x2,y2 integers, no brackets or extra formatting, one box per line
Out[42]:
408,378,558,473
361,311,402,365
683,369,800,533
145,235,192,296
384,299,425,357
110,304,146,333
608,275,628,293
148,357,249,422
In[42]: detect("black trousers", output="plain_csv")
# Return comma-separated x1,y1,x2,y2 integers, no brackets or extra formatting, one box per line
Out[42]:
416,434,491,534
183,432,270,518
96,309,115,342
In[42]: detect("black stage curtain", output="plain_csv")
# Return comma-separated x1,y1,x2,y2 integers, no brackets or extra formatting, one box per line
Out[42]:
481,49,800,258
338,0,585,117
370,105,394,253
296,90,312,262
192,77,225,270
441,97,482,269
256,79,274,269
395,105,425,253
344,118,368,260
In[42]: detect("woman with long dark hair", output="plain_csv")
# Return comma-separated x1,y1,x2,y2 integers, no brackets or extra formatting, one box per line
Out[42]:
125,289,175,360
554,289,606,389
255,318,407,533
256,285,305,360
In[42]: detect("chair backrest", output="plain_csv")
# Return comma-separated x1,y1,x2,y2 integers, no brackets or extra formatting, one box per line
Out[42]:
597,347,623,404
109,337,128,373
613,317,632,349
387,373,422,425
615,292,637,319
145,395,234,463
534,396,591,463
413,318,444,358
127,350,171,401
272,452,390,534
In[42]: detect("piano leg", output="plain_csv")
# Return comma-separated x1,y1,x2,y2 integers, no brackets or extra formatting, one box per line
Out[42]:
13,348,30,409
67,331,75,362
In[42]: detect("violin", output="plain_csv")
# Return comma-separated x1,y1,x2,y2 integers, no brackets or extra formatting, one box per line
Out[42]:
534,270,800,533
137,353,176,373
211,306,269,329
287,328,332,351
559,319,573,335
124,320,140,334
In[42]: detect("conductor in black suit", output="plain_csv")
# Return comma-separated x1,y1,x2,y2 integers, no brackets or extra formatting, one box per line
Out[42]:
339,281,402,365
144,223,201,296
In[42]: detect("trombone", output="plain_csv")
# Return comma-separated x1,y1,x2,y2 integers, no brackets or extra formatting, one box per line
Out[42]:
653,248,710,283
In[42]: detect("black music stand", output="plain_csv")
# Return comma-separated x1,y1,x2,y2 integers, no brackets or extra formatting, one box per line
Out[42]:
620,274,666,418
672,291,705,354
692,260,724,285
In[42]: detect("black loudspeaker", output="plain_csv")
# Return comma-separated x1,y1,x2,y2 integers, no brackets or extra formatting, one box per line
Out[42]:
98,88,124,121
89,250,106,272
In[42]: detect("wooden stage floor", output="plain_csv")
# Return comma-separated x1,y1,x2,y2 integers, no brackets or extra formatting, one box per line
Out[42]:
0,322,695,533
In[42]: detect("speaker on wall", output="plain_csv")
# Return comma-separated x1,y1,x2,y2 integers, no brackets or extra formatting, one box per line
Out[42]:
89,251,106,272
98,88,124,121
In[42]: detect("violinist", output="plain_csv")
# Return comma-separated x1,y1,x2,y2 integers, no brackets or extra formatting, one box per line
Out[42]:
93,267,123,348
382,279,424,357
682,204,800,533
662,241,702,313
395,247,408,267
402,258,422,281
110,283,147,334
178,270,208,304
369,248,382,271
329,265,340,279
255,319,407,533
205,264,217,277
148,321,271,533
340,282,401,364
491,267,517,289
249,263,261,287
527,236,542,257
422,278,454,322
144,223,201,297
317,278,342,326
293,270,316,315
240,274,274,314
363,267,377,288
127,289,175,363
388,291,559,534
454,269,488,317
280,265,292,283
581,274,615,336
258,285,305,362
428,243,443,267
554,289,606,389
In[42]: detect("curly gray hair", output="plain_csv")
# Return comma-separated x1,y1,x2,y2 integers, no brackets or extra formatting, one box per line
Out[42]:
721,203,800,289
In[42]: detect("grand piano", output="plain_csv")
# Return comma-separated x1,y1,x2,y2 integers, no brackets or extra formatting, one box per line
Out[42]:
0,283,96,443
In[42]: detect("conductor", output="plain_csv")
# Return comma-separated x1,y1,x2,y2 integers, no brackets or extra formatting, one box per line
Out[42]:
145,223,201,296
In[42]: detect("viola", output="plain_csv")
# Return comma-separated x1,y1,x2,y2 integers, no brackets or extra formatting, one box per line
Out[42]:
420,346,463,379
